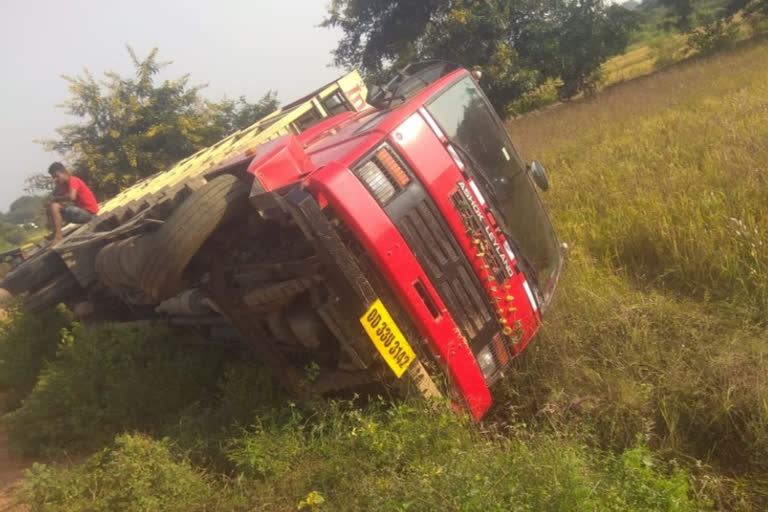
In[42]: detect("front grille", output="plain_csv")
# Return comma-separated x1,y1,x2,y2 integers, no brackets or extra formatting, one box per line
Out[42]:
391,194,497,352
395,202,492,338
348,145,514,383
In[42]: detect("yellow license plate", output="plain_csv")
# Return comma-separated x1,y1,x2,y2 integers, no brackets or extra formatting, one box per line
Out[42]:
360,299,416,378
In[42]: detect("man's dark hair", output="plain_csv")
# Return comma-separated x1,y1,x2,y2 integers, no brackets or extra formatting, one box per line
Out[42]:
48,162,66,176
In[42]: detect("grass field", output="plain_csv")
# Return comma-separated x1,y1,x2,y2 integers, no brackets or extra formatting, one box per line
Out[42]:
1,39,767,511
503,38,768,507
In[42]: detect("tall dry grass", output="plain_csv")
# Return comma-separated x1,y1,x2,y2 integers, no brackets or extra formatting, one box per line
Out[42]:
510,40,768,314
502,40,768,508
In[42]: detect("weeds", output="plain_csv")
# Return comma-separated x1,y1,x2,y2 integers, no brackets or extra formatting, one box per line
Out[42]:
24,401,705,512
686,16,741,54
3,37,768,512
5,321,232,456
0,304,71,406
23,434,219,512
506,40,768,507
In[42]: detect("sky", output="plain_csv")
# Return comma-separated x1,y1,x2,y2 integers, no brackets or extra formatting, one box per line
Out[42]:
0,0,343,212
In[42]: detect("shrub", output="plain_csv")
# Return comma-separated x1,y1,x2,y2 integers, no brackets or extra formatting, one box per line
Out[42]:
6,321,232,456
686,17,740,55
166,362,289,469
0,306,72,406
223,401,703,511
23,434,219,512
507,80,560,116
22,401,707,512
650,36,686,69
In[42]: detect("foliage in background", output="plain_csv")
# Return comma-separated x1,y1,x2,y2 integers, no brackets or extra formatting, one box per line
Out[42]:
0,219,26,250
658,0,697,29
3,196,48,227
38,46,278,200
685,13,741,53
22,174,55,197
323,0,638,107
0,196,47,249
653,0,765,48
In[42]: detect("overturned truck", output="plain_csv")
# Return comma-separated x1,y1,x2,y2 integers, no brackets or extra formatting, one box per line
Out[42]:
2,63,562,419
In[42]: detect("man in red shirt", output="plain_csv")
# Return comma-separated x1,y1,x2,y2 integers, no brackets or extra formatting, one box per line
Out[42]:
48,162,99,245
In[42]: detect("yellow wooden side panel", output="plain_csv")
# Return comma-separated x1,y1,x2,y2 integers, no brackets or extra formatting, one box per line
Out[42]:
98,71,368,214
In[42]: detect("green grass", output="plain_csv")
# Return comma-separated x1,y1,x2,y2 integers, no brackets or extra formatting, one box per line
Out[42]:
3,39,768,511
505,39,768,507
20,396,705,512
0,312,707,511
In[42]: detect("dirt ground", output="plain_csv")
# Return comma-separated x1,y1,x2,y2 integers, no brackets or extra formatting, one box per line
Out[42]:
0,396,28,512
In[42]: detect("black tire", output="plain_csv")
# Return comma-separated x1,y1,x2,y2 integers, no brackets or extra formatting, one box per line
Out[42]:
95,236,150,290
23,272,82,314
139,174,249,301
0,249,68,296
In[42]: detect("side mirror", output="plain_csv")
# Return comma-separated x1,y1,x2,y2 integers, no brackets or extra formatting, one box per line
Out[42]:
529,160,549,191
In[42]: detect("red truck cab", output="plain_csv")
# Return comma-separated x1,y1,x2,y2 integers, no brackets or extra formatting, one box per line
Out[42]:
246,62,563,419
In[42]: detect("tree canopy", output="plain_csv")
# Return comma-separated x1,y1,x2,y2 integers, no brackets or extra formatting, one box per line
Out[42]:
40,46,278,200
4,196,47,227
323,0,638,109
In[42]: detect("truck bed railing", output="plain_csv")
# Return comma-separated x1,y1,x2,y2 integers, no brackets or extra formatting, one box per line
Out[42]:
97,71,368,215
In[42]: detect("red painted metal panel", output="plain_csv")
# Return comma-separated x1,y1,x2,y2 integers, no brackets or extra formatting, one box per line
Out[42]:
306,162,493,419
390,112,541,354
246,135,314,191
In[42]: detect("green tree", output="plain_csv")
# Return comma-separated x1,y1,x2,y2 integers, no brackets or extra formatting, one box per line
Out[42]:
658,0,696,30
725,0,767,23
5,196,48,227
523,0,641,99
23,174,55,196
207,93,279,137
323,0,637,108
0,218,26,249
41,46,278,200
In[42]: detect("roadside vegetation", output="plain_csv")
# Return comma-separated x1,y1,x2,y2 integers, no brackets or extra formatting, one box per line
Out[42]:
2,10,768,512
1,40,765,510
1,306,705,511
503,38,768,509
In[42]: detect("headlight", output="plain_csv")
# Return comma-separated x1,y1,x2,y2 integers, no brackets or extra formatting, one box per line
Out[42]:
476,346,497,380
356,160,397,204
354,146,410,206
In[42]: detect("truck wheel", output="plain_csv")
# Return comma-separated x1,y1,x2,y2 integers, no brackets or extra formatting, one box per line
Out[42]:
23,272,82,314
140,174,249,301
0,249,68,296
95,235,150,290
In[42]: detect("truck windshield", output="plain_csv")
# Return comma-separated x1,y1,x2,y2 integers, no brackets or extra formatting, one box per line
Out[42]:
426,75,561,307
